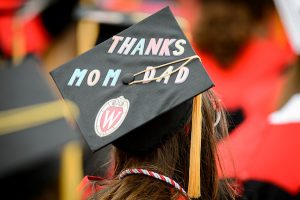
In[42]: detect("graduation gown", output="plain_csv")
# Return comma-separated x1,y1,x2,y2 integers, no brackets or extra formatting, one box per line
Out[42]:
0,1,49,57
195,38,294,119
217,94,300,199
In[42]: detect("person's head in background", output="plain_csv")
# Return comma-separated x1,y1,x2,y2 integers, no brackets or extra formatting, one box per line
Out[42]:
194,0,275,67
89,90,235,200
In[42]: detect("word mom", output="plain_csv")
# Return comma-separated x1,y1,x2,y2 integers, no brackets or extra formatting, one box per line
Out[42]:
67,66,189,87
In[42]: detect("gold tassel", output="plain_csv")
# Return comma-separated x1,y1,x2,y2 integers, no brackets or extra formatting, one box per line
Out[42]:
77,19,99,55
188,94,202,198
60,141,83,200
12,17,26,65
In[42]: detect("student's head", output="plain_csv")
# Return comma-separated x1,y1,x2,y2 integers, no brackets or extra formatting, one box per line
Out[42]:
194,0,275,66
50,7,235,200
92,90,234,200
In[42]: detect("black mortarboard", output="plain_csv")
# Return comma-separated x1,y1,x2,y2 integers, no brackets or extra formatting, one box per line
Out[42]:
0,56,79,177
51,7,213,198
51,7,212,152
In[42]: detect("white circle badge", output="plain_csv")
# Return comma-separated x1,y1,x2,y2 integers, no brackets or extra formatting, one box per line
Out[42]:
94,96,130,137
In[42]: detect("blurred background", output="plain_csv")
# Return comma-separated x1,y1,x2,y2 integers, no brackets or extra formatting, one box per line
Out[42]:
0,0,299,199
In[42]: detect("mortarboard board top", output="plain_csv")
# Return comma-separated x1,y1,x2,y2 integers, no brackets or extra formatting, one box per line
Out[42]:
51,7,213,153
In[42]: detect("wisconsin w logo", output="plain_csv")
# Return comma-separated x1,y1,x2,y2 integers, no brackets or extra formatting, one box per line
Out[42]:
94,96,130,137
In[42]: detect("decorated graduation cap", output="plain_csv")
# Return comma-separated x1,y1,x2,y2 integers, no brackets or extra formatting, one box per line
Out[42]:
51,7,213,198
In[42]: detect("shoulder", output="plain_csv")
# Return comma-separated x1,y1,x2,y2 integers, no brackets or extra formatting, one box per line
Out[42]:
78,176,105,200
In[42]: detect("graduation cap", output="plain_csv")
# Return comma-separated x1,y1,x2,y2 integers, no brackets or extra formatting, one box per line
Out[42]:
51,7,213,198
0,56,79,177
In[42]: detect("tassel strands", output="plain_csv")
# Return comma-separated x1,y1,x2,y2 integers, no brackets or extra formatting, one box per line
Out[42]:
188,94,202,198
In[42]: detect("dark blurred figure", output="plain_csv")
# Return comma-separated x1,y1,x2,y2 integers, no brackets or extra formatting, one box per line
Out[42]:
0,56,81,200
0,1,81,199
0,156,60,200
193,0,295,131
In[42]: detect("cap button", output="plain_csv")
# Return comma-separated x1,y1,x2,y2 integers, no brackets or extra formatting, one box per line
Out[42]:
122,73,135,85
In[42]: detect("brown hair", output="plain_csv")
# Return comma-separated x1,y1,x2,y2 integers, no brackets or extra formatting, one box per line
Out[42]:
194,0,274,67
88,90,235,200
277,56,300,108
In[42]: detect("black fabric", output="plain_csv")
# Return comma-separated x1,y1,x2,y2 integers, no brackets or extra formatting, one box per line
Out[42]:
113,99,192,153
0,156,60,199
96,23,129,44
83,144,113,177
41,0,79,37
227,108,245,133
238,180,300,200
